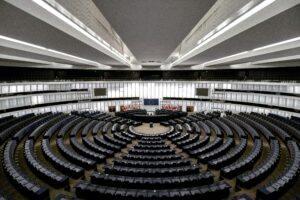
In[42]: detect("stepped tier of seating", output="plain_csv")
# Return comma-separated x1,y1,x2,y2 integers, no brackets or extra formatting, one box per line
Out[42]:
116,109,187,122
0,110,299,199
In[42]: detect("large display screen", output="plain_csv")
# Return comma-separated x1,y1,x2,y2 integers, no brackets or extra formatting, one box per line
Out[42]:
144,99,159,105
94,88,107,96
195,88,209,96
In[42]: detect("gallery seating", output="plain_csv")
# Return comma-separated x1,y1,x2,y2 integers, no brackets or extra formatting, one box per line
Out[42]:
257,140,300,199
0,113,36,144
220,117,247,139
56,117,82,138
94,135,122,151
112,159,192,168
113,132,132,142
211,119,231,138
177,134,199,147
102,122,113,134
122,153,182,161
208,138,248,169
92,121,106,135
171,132,189,143
128,148,176,156
198,137,234,163
132,114,171,122
103,134,127,147
24,140,69,187
28,113,65,140
266,114,300,141
90,171,214,189
41,138,84,178
189,137,223,156
182,135,210,151
221,138,271,178
190,122,201,134
0,111,299,200
229,115,260,139
237,139,279,187
81,120,98,137
75,181,231,200
57,137,96,169
239,114,275,141
250,113,291,142
82,136,114,155
3,140,49,199
134,143,169,149
2,115,56,199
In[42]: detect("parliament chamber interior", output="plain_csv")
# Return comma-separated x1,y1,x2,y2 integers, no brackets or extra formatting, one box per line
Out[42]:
0,0,300,199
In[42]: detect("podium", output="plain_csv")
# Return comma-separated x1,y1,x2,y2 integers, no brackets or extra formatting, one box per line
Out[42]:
150,122,153,128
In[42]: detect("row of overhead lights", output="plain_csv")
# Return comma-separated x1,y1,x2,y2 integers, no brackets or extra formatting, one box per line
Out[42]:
31,0,133,67
164,0,277,69
0,35,111,69
191,36,300,69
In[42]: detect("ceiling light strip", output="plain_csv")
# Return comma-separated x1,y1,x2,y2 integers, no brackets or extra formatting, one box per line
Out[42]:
0,53,51,64
31,0,131,66
252,36,300,51
191,36,300,69
167,0,277,68
204,51,249,66
0,35,111,69
253,55,300,64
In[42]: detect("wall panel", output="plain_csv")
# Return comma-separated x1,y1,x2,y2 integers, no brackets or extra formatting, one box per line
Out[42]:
0,81,299,117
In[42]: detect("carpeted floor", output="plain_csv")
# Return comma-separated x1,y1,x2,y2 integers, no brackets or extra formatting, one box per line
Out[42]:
133,123,169,135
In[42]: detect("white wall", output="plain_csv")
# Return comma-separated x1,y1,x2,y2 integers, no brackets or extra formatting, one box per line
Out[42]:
0,81,299,117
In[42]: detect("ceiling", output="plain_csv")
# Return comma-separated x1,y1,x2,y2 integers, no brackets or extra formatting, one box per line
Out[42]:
0,1,122,66
0,46,81,65
0,0,299,70
93,0,217,64
184,4,300,65
223,47,300,66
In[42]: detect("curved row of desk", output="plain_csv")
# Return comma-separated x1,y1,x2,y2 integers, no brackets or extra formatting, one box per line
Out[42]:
0,111,299,200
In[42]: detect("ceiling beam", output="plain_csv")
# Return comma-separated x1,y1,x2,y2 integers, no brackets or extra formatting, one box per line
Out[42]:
190,62,300,70
191,36,300,69
0,53,52,64
163,0,299,69
0,53,115,70
5,0,141,70
252,55,300,64
0,35,111,69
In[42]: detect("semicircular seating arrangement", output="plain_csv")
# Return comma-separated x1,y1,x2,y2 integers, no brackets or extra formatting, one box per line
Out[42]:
0,110,299,200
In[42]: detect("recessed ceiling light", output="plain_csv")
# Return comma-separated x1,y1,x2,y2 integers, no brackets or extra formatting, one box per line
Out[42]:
0,35,111,69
